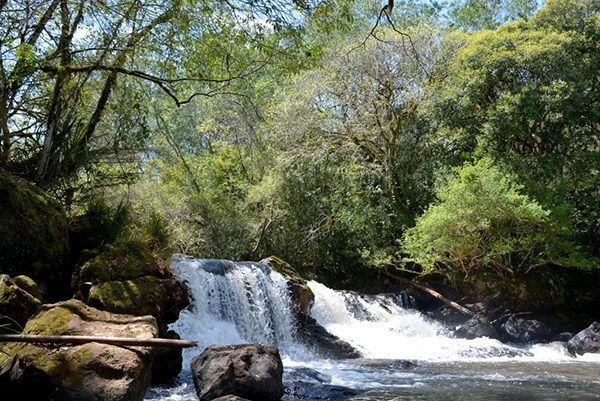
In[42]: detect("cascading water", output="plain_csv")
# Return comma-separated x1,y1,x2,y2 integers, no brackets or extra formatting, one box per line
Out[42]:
168,257,309,365
308,280,538,360
145,257,600,401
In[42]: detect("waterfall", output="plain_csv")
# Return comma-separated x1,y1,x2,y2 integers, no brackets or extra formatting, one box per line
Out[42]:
147,257,600,401
307,280,538,360
169,256,572,364
169,257,309,364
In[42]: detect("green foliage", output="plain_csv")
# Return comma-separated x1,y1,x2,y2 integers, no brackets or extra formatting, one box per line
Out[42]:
82,197,133,245
434,0,600,258
263,157,387,278
142,213,173,253
15,0,591,289
446,0,540,30
401,158,576,275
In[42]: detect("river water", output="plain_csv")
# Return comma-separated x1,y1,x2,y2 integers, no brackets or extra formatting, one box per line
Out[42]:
144,257,600,401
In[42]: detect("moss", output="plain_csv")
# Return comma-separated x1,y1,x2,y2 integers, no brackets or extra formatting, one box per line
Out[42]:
261,256,315,320
0,275,42,331
12,276,43,301
87,276,165,318
262,256,306,284
85,275,188,330
75,241,162,285
0,299,157,399
24,303,81,336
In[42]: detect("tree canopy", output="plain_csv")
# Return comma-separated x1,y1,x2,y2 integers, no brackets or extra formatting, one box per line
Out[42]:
2,0,598,284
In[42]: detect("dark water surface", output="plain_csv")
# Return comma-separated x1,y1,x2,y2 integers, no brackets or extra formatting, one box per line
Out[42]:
146,358,600,401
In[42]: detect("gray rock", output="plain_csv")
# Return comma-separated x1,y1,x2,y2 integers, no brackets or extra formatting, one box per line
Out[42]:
284,367,331,384
191,344,284,401
499,314,551,343
455,313,500,340
297,316,363,359
567,322,600,356
283,383,359,401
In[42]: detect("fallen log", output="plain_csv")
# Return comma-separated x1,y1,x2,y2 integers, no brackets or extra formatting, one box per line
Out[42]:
384,270,476,317
0,334,197,349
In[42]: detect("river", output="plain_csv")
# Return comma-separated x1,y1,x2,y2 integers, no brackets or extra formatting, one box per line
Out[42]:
144,257,600,401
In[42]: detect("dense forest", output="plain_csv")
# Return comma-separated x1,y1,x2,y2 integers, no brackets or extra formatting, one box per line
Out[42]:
1,0,598,288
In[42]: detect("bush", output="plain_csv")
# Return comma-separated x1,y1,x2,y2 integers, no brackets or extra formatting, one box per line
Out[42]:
401,158,570,275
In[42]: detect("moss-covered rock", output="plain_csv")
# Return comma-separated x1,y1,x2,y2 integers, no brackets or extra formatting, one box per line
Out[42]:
72,241,188,334
86,275,188,328
74,241,164,285
12,275,43,301
0,169,69,300
0,274,42,331
71,241,188,384
0,299,157,401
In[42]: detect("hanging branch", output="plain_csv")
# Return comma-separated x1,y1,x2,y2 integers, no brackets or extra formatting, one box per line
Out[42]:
353,0,396,50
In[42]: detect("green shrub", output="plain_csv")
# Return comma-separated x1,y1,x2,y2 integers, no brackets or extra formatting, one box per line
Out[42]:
142,212,173,252
84,197,132,244
401,158,570,275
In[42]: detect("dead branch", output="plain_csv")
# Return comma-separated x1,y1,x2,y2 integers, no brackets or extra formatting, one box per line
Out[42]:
384,270,475,317
0,334,197,349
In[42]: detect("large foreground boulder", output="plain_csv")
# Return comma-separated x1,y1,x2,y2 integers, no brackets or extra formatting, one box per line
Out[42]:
0,299,157,401
0,274,42,331
191,344,284,401
0,169,69,300
566,322,600,356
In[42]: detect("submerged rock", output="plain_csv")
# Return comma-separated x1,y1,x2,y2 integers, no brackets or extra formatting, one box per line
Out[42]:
284,367,332,384
283,383,359,401
0,299,157,401
191,344,284,401
212,396,252,401
298,316,363,359
566,322,600,356
282,365,361,401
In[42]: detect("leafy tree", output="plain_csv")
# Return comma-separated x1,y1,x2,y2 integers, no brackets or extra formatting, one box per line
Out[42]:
401,158,579,275
433,0,600,257
0,0,344,202
446,0,540,30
